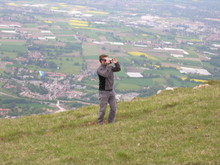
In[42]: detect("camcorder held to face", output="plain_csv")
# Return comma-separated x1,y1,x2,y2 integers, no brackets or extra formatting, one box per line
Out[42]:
102,58,113,64
108,58,113,64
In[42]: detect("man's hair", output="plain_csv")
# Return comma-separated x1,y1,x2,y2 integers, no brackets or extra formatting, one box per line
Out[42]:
99,54,108,63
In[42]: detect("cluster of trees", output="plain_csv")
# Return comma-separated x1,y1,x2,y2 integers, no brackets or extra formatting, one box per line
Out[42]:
27,83,49,95
0,97,49,117
0,98,27,109
8,105,46,117
27,60,58,69
28,43,81,57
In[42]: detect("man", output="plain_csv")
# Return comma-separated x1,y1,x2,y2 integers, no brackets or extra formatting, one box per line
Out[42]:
97,54,121,125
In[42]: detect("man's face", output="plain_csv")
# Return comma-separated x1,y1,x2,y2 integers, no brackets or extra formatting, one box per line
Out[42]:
102,57,111,65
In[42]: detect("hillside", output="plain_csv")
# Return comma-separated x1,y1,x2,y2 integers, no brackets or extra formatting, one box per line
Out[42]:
1,0,220,116
0,80,220,165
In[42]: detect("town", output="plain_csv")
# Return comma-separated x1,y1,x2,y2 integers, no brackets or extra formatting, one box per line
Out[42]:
0,0,219,117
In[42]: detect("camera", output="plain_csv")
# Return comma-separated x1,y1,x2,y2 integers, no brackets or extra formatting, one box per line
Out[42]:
108,58,113,64
101,58,114,64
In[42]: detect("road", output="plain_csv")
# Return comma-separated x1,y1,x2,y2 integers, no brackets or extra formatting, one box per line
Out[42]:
0,91,19,98
55,100,66,113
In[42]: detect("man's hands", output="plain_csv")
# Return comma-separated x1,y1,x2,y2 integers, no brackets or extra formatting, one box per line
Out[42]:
112,58,118,64
103,57,118,65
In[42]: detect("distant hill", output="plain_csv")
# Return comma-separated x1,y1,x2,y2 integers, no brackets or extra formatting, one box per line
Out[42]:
0,80,220,165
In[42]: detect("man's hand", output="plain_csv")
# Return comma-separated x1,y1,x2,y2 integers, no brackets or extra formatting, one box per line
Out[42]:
112,58,118,64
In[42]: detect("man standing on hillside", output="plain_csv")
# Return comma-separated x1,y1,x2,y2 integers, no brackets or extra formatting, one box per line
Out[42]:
97,54,121,125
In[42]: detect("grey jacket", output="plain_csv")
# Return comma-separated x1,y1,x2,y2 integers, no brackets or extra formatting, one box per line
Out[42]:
97,62,121,91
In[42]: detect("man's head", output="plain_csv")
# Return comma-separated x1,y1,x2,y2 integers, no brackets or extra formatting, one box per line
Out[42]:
99,54,111,65
99,54,118,65
99,54,108,63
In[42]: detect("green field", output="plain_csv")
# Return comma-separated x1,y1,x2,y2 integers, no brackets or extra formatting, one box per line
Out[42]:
83,44,99,57
143,68,181,75
0,42,27,53
0,81,4,87
51,57,83,74
116,82,142,90
51,29,75,35
57,36,77,42
117,78,153,90
0,52,18,58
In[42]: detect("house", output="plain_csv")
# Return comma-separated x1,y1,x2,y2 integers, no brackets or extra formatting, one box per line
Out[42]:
66,91,84,99
0,108,10,116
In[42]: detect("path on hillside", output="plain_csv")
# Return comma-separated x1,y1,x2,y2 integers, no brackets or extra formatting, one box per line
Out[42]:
55,100,66,113
0,91,19,98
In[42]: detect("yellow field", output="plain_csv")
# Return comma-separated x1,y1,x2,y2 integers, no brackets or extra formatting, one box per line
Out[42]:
69,23,89,27
69,20,89,27
191,79,208,83
74,5,86,8
190,39,202,42
6,3,18,6
181,77,208,83
142,34,149,37
72,27,93,30
50,7,59,10
44,21,53,24
152,65,160,68
128,52,158,61
181,77,188,80
87,10,109,15
69,20,88,24
58,3,68,7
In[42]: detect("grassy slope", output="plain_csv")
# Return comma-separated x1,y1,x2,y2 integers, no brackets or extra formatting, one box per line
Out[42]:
0,81,220,165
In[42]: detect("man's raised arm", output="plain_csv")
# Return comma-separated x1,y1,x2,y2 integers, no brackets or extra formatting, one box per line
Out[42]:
112,58,121,72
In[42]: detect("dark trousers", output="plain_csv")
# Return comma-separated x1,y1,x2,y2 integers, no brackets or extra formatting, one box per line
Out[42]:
98,90,117,124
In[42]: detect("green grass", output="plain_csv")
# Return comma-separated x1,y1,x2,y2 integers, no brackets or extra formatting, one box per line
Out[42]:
143,68,182,76
50,57,83,74
51,29,72,35
0,52,18,58
0,69,4,74
119,78,154,88
0,42,27,53
0,81,220,165
57,36,77,42
26,57,83,75
83,44,99,57
116,82,142,90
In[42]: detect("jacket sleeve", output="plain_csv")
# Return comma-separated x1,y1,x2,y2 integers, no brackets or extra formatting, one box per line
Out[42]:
97,66,112,78
112,62,121,72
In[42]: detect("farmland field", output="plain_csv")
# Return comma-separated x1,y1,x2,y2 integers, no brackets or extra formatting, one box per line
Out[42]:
0,42,27,53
